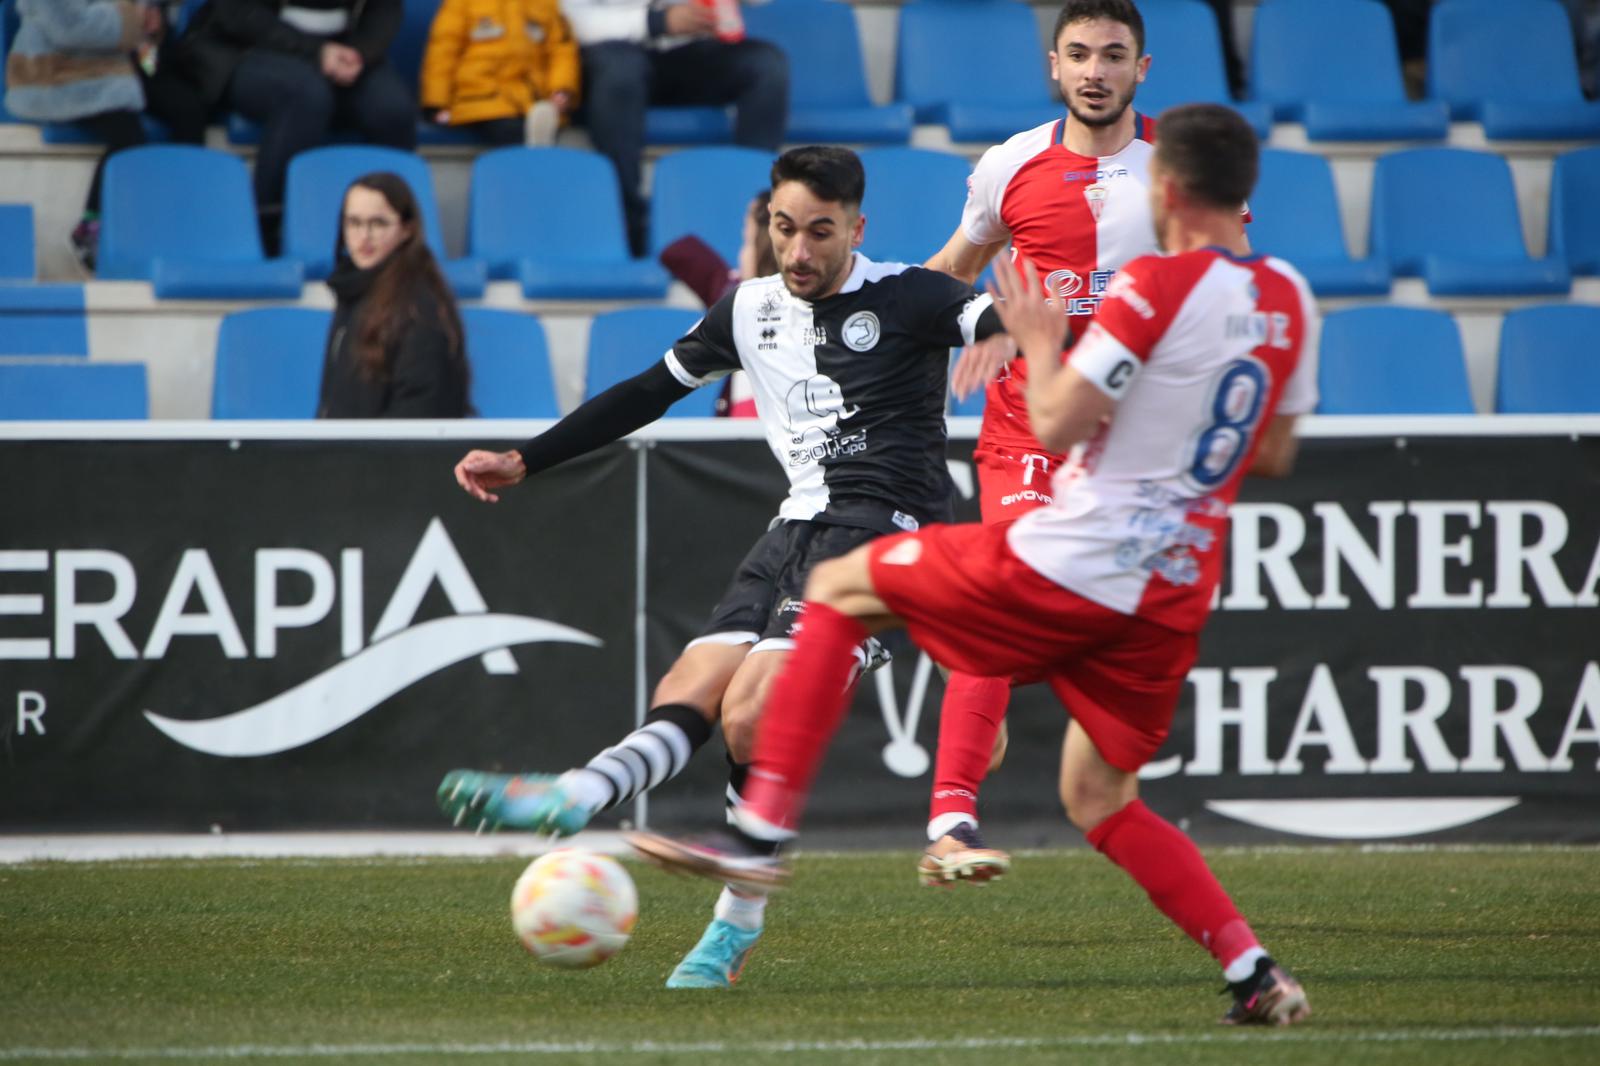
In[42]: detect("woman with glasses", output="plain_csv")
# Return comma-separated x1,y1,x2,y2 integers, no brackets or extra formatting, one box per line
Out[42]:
316,172,472,418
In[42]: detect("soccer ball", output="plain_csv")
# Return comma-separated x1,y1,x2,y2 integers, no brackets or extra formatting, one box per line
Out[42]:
510,849,637,968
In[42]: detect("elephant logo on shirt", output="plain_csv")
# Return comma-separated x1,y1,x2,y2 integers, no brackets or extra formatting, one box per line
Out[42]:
784,375,860,444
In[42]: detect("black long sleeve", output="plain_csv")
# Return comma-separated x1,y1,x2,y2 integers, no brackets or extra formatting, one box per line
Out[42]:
516,360,694,475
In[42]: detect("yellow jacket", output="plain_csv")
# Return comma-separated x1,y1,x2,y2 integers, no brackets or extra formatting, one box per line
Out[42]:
420,0,581,125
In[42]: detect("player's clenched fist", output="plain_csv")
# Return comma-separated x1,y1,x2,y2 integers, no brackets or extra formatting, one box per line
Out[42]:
454,449,526,503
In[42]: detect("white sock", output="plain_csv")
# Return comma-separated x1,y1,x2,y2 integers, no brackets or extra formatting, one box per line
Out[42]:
556,768,613,814
713,886,767,931
926,811,978,842
1223,946,1269,983
580,717,699,811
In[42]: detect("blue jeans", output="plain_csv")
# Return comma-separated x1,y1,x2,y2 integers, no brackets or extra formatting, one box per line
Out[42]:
580,37,789,256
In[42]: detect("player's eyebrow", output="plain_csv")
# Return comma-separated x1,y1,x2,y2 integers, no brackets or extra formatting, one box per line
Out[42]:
773,208,837,228
1062,39,1131,54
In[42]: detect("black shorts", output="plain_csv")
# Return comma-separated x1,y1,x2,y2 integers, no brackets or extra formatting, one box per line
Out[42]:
692,520,883,652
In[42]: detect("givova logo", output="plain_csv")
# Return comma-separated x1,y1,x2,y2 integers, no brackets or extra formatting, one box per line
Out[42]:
1,519,599,757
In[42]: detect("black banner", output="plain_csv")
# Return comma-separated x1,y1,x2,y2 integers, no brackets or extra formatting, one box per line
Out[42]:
2,431,1596,841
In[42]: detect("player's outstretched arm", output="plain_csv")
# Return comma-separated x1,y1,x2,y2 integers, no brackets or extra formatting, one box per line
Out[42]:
1248,414,1300,478
451,361,694,503
454,449,526,504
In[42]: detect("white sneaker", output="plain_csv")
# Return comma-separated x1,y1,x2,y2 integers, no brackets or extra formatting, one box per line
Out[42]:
524,100,560,146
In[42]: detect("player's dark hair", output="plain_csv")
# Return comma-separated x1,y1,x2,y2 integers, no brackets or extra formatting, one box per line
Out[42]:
1053,0,1145,55
1153,104,1259,209
770,146,866,209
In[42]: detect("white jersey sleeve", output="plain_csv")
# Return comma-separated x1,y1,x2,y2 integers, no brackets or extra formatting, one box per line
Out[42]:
1269,257,1320,416
960,143,1013,247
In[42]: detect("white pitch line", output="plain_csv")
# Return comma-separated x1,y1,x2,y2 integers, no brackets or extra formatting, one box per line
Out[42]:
3,1027,1599,1061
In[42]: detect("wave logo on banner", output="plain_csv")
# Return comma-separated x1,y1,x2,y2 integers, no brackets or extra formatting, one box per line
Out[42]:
143,519,600,757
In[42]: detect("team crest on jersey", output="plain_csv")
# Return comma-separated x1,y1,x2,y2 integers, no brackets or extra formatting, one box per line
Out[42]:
1084,183,1109,222
841,311,881,352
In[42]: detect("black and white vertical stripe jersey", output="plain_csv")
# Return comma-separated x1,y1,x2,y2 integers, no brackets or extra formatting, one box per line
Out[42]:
666,254,1000,534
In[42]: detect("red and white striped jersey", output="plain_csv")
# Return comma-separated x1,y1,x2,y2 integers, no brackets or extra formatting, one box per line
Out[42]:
961,115,1160,451
1006,248,1320,634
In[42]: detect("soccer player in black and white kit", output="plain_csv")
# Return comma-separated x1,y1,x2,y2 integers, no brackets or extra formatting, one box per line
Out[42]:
440,146,1005,989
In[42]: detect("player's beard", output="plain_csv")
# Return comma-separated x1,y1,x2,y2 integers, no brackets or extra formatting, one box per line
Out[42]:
1063,80,1136,129
782,254,849,301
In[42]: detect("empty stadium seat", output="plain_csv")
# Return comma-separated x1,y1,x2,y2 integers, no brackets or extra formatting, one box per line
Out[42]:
0,285,88,356
1247,0,1447,140
0,202,32,279
1495,305,1600,414
895,0,1060,142
1369,148,1570,296
858,148,972,265
211,308,332,419
1246,149,1389,296
98,147,304,298
283,146,487,297
460,307,561,418
1317,307,1475,415
1548,147,1600,276
1428,0,1600,139
584,307,717,416
742,1,913,143
1136,0,1272,138
0,361,148,419
648,147,774,263
468,147,666,299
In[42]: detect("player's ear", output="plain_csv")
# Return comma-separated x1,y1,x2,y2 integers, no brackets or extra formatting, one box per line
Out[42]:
1136,52,1151,85
850,210,865,250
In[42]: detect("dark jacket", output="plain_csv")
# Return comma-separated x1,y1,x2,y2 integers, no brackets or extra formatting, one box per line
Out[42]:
317,260,470,418
178,0,402,107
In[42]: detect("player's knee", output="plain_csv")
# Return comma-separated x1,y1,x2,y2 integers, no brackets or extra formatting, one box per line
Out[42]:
651,660,724,719
719,689,761,763
1059,776,1121,833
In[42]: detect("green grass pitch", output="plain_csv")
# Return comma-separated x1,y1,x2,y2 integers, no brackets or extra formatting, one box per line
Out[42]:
3,846,1598,1064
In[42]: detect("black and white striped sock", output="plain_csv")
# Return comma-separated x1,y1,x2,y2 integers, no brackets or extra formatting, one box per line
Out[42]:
572,703,713,812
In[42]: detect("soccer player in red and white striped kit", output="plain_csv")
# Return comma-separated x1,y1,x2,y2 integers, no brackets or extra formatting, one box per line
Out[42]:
917,0,1176,883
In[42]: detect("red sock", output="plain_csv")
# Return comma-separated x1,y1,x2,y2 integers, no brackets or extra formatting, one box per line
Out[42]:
741,603,868,833
928,672,1010,827
1086,799,1261,969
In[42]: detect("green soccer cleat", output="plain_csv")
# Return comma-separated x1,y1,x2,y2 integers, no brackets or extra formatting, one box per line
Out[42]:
665,918,763,989
436,770,593,835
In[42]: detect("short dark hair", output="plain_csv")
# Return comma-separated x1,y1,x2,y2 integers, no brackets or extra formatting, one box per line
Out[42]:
1052,0,1145,55
1153,104,1259,209
770,146,865,209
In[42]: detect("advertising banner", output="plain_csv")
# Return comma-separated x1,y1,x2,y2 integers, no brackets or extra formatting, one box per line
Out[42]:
3,429,1596,842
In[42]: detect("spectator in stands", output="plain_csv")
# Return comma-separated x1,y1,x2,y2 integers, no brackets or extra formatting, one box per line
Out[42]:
1199,0,1245,98
1381,0,1430,98
177,0,416,255
1563,0,1600,99
317,172,472,419
560,0,788,257
420,0,580,145
657,187,773,416
5,0,208,273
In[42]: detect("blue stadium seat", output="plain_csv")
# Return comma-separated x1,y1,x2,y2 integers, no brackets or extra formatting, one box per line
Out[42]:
1495,305,1600,414
0,285,88,356
1549,147,1600,276
584,307,717,416
858,148,972,265
98,147,304,298
283,146,486,296
1317,307,1475,415
0,202,32,278
468,147,668,298
648,147,774,263
895,0,1060,142
1247,0,1447,140
949,379,986,417
742,1,912,143
1369,148,1570,296
211,308,332,419
1428,0,1600,139
1136,0,1272,138
0,361,148,419
1246,149,1389,296
461,307,560,418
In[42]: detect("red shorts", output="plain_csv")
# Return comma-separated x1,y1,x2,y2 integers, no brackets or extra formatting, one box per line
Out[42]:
974,443,1068,526
868,523,1197,772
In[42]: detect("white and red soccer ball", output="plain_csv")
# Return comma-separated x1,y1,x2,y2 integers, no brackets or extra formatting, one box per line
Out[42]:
510,849,637,968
